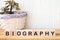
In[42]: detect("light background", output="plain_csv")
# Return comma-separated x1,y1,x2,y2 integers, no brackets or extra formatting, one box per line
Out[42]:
0,0,60,29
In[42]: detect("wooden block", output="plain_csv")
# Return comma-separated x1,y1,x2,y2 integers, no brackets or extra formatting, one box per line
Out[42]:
0,28,60,40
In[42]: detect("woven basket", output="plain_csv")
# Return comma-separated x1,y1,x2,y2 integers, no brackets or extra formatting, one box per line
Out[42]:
0,11,27,31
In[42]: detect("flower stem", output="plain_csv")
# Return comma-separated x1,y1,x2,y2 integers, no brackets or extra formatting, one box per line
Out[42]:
9,0,13,14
